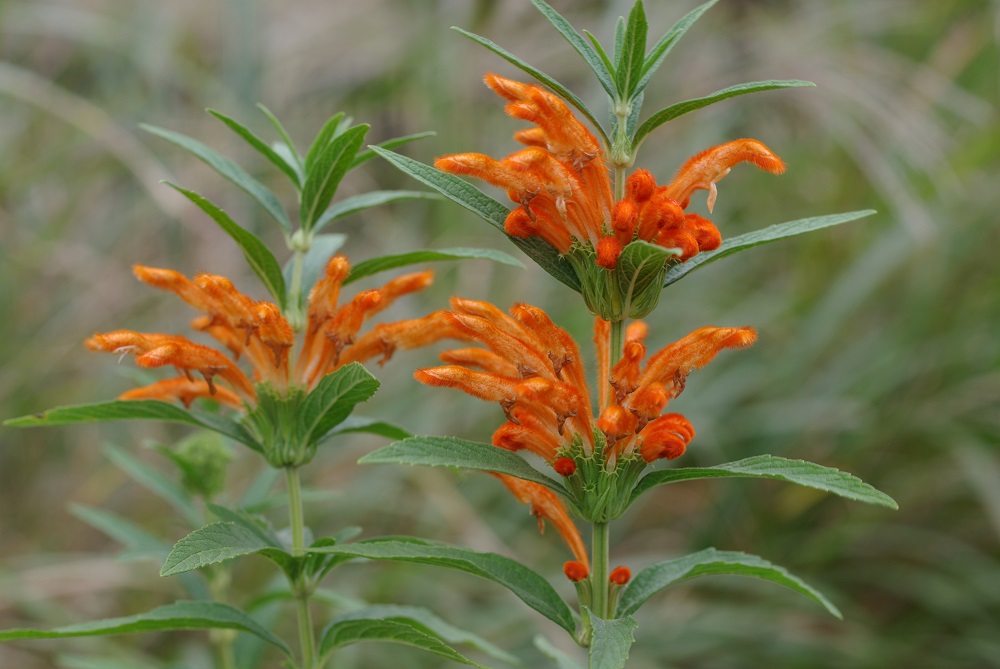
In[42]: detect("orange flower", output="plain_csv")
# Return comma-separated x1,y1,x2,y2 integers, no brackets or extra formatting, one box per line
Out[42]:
86,258,438,409
435,74,785,269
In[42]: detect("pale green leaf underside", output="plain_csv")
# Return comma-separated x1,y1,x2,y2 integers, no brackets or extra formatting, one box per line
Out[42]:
617,548,842,619
360,436,569,497
0,601,291,656
630,454,898,509
664,210,877,287
586,609,638,669
344,247,523,285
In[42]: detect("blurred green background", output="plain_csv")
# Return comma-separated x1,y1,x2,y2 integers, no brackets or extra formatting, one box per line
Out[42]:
1,0,997,667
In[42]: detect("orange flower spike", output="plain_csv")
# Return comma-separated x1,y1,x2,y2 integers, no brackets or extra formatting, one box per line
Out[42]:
134,338,255,399
594,318,611,410
640,326,757,391
625,321,648,345
626,382,670,428
492,419,561,463
596,236,623,269
626,169,657,203
509,303,588,382
638,413,696,462
439,348,519,377
119,378,243,409
326,291,383,348
611,199,640,245
609,566,632,585
415,366,521,404
307,256,351,328
340,310,467,367
665,138,785,212
516,377,583,433
636,192,685,243
85,330,156,355
494,474,589,568
653,228,700,261
597,403,639,450
435,153,539,195
553,457,577,477
609,340,646,402
683,212,722,252
513,127,548,147
448,313,552,379
193,274,257,336
564,561,589,582
503,207,573,253
372,270,434,313
132,265,211,312
253,302,294,374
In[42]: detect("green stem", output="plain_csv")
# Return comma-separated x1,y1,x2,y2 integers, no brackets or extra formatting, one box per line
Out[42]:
609,319,625,368
286,247,307,331
286,466,317,669
613,164,626,203
590,522,611,619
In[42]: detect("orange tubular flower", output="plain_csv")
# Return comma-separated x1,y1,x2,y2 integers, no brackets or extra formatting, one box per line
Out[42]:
88,258,437,411
435,74,785,272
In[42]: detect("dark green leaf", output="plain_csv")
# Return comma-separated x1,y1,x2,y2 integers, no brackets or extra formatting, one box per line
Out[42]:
617,1,648,98
451,28,609,146
617,548,842,619
313,190,441,232
300,125,369,230
4,400,262,452
633,80,815,147
630,454,898,509
371,148,581,292
663,210,877,287
308,537,576,633
325,416,412,440
305,112,346,173
614,240,679,319
359,436,569,497
161,522,294,577
318,617,485,667
344,247,523,285
69,504,170,561
141,124,291,231
585,609,637,669
634,0,717,97
282,233,347,300
0,601,291,656
164,182,287,308
528,0,617,98
207,108,301,188
256,103,303,172
352,131,436,168
301,363,381,445
104,445,201,527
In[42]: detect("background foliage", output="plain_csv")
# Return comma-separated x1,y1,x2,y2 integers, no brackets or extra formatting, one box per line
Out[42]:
1,0,997,667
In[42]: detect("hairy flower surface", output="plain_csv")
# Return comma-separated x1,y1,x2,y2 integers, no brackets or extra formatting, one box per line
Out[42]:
435,74,786,270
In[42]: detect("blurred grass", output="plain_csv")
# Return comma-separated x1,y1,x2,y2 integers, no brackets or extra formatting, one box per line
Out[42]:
1,0,998,668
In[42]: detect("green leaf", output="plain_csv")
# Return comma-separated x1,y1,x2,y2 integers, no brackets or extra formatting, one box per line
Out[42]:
371,148,581,292
617,548,842,619
451,27,609,146
633,80,815,147
312,190,441,233
318,617,485,667
305,112,346,174
617,1,648,98
344,247,523,285
612,16,626,68
528,0,617,99
207,108,301,188
614,240,679,319
160,522,294,577
164,182,287,308
352,131,436,168
634,0,717,97
282,232,347,298
256,103,303,172
4,400,262,452
585,608,637,669
0,600,292,656
663,210,877,287
301,362,381,445
320,605,517,666
308,537,576,634
104,445,201,527
300,124,369,230
629,454,898,509
325,416,412,440
70,504,170,561
360,436,569,498
534,634,582,669
583,31,616,87
141,124,291,231
205,503,283,548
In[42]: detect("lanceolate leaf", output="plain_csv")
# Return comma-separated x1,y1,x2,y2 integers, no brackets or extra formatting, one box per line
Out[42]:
344,247,524,285
161,522,293,577
305,112,347,174
312,190,441,232
70,504,170,561
318,617,485,668
451,27,609,146
141,124,291,231
353,131,436,168
165,182,287,308
104,445,201,527
371,147,581,291
4,400,262,452
257,103,303,169
0,601,292,656
308,537,577,633
629,454,898,509
528,0,617,99
617,1,648,99
634,0,718,97
617,548,842,619
300,124,369,230
360,436,570,498
324,416,412,441
663,210,877,287
207,108,301,188
300,362,381,445
633,80,815,147
585,609,638,669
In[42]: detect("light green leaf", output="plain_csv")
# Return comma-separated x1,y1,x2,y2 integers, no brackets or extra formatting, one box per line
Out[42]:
344,247,523,286
207,108,301,189
533,634,582,669
205,503,282,548
371,148,581,291
633,80,815,147
318,617,485,667
308,538,576,634
320,605,518,666
300,124,369,230
4,400,262,452
301,362,381,445
305,112,347,174
617,548,842,619
69,504,169,561
0,601,291,656
614,240,679,319
630,454,898,509
312,190,441,232
585,608,637,669
282,233,347,300
359,436,569,497
256,103,303,172
617,1,648,98
451,28,609,146
634,0,717,97
160,522,294,577
104,445,201,527
528,0,617,99
141,124,291,231
663,210,877,287
352,131,436,168
164,182,287,308
583,30,616,87
325,416,412,440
